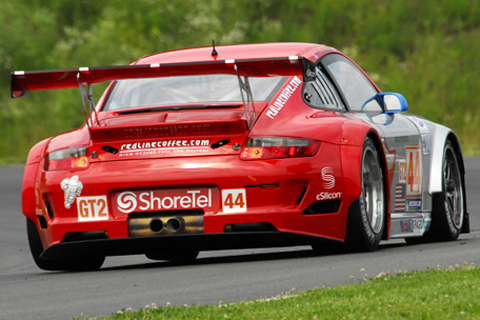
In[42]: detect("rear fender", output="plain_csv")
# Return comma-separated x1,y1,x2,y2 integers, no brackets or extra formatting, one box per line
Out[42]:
340,121,390,239
22,138,50,221
339,121,376,201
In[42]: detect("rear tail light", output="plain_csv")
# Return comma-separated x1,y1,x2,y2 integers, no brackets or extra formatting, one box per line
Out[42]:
45,146,90,171
241,137,320,160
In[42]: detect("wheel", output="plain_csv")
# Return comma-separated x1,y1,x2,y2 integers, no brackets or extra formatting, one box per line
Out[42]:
27,218,104,271
430,140,465,241
146,249,199,264
346,137,386,251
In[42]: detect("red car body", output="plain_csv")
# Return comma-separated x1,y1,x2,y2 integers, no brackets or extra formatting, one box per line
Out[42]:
12,43,468,271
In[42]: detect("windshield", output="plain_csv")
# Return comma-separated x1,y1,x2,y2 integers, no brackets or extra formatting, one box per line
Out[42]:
103,74,285,111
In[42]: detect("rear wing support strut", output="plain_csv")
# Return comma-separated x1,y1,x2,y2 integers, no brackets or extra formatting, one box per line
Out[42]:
235,65,255,131
77,73,99,127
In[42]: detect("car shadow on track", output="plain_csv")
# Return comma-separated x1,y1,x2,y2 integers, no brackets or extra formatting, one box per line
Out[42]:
98,240,410,272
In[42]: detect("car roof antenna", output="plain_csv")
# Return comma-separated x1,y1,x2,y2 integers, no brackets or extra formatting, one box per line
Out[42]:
211,39,218,59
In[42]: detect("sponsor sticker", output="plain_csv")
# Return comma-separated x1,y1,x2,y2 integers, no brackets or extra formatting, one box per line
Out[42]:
421,134,430,156
316,166,342,200
120,139,210,151
400,219,424,233
409,116,429,134
321,166,335,189
119,139,210,157
407,198,422,211
222,189,247,213
265,76,302,119
77,196,109,221
405,147,422,197
116,189,214,214
61,175,83,209
316,192,342,201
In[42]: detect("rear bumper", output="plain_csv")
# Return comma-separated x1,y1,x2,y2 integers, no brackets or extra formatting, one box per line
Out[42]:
40,231,328,260
25,143,361,257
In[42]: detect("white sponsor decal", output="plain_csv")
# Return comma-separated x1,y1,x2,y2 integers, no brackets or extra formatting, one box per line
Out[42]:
117,191,137,213
316,192,343,201
321,166,335,189
117,190,212,214
266,76,302,119
120,139,209,152
77,196,109,221
60,175,83,209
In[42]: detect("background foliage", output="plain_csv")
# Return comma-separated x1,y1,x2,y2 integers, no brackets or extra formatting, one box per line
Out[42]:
2,0,480,161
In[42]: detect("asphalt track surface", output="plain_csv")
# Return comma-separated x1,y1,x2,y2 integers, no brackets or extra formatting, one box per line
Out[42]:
1,158,480,320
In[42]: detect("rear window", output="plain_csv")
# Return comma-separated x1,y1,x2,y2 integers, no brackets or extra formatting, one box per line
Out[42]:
103,75,285,111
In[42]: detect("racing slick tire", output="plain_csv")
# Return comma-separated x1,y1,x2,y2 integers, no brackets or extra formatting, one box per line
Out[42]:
429,140,465,241
345,137,386,252
146,249,199,264
27,218,105,271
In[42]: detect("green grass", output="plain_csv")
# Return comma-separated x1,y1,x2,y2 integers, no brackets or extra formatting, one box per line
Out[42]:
80,263,480,320
2,0,480,160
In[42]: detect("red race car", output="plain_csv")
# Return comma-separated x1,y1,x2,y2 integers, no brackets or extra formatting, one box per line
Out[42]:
11,42,469,271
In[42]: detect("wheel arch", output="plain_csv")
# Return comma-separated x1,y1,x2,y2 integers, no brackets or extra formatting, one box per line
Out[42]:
365,131,390,240
427,125,464,194
426,123,469,234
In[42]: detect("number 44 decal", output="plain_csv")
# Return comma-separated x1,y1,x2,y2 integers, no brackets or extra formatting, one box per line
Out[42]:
221,189,247,213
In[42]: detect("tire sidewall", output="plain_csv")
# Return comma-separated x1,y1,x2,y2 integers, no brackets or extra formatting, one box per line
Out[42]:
346,137,385,251
440,142,463,239
362,139,385,244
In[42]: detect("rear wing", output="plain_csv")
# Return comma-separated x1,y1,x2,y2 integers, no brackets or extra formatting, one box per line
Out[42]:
11,56,315,129
10,57,313,98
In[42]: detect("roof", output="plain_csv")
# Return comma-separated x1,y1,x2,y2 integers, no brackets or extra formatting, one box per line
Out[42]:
136,42,334,65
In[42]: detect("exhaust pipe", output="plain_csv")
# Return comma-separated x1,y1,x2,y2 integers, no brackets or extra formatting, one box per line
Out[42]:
150,219,164,233
166,217,184,233
129,214,203,237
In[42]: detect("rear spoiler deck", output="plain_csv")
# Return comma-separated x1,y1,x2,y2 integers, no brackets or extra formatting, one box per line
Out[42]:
11,56,315,129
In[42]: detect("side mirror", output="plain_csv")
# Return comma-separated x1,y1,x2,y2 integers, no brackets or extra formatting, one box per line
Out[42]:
362,92,408,114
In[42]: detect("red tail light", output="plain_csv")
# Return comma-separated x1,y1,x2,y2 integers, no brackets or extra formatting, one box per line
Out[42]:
45,147,90,171
241,137,320,160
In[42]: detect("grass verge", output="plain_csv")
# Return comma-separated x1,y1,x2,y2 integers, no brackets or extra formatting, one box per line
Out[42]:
80,263,480,320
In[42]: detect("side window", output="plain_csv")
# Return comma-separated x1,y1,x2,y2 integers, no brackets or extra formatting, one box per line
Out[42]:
302,66,344,110
322,54,381,112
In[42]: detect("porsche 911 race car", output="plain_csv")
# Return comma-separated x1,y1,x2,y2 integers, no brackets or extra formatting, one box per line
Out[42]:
11,42,469,271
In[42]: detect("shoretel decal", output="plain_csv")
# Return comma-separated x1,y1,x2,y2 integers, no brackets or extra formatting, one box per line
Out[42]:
265,76,302,119
117,189,213,214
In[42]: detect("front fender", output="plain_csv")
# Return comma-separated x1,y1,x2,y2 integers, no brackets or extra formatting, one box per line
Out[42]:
426,122,464,194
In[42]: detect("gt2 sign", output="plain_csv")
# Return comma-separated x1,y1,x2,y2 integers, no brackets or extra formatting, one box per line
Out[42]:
76,196,109,221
